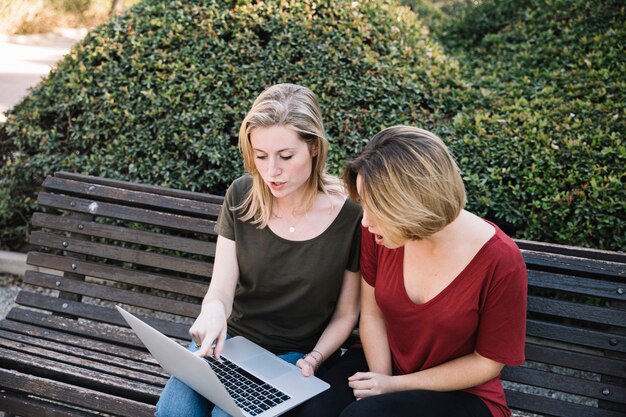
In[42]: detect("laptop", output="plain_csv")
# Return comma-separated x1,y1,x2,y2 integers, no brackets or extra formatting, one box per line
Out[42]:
115,305,329,417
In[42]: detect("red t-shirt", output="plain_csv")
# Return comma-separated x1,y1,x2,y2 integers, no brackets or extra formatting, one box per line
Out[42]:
361,223,527,417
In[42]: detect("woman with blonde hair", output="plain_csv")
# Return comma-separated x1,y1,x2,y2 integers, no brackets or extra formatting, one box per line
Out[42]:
156,84,362,417
340,126,527,417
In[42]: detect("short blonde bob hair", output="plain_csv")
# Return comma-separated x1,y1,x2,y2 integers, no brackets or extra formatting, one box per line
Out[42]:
237,83,338,227
343,125,466,245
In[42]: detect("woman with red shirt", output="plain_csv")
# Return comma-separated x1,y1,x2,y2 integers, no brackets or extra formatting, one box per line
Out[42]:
340,126,527,417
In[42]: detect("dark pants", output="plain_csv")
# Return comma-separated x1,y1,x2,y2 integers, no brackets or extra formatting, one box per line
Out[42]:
284,347,368,417
339,389,492,417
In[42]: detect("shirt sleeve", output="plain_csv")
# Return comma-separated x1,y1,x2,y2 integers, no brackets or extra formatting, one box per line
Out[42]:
214,181,238,241
360,226,378,287
475,243,528,366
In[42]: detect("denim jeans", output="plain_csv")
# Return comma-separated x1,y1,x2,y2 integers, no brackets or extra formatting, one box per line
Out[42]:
154,339,304,417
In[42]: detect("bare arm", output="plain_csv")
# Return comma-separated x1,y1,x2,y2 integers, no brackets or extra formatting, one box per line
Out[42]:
297,269,361,376
359,279,392,375
349,350,504,399
189,235,239,358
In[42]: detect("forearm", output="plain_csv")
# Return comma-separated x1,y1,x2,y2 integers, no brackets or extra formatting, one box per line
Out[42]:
311,310,359,362
360,315,392,374
202,288,233,318
394,351,504,392
300,270,360,373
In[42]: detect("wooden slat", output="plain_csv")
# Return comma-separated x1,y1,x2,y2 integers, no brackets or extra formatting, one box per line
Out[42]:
29,231,213,277
0,346,161,402
502,366,626,403
528,270,626,301
0,337,167,386
26,252,209,297
0,390,98,417
524,342,626,379
0,311,152,355
522,249,625,278
37,192,216,234
527,295,626,327
54,171,225,204
505,389,625,417
32,212,216,256
42,176,222,217
8,295,193,340
0,368,155,417
0,328,165,377
23,271,202,318
527,320,626,353
516,239,626,264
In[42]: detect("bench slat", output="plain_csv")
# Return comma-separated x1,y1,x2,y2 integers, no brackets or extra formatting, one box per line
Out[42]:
0,336,167,386
502,366,626,403
29,231,213,276
528,270,626,301
54,171,224,204
0,368,155,417
524,342,626,379
26,252,209,297
0,312,149,355
23,271,201,318
505,389,625,417
522,249,625,278
32,212,216,256
0,346,162,402
1,390,97,417
42,176,222,217
527,295,626,327
37,192,217,234
516,239,626,263
9,294,193,340
527,319,626,353
0,328,165,377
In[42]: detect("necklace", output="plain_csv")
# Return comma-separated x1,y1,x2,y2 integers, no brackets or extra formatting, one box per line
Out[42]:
273,206,308,233
288,211,307,233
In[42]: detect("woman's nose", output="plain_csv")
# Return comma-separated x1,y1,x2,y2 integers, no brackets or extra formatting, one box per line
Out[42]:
269,159,281,178
361,210,372,228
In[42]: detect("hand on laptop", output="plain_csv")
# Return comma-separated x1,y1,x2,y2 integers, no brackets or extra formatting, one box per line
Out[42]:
297,350,323,377
189,299,228,359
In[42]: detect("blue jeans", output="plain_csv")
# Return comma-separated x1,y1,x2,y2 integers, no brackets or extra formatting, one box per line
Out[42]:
155,340,304,417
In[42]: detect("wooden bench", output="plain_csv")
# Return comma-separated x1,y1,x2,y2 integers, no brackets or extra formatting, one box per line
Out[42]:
0,172,624,417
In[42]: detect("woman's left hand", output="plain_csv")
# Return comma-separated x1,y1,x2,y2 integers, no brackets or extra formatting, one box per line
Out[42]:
296,355,318,377
348,372,397,399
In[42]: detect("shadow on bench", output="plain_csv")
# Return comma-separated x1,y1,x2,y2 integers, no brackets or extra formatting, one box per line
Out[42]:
0,172,624,417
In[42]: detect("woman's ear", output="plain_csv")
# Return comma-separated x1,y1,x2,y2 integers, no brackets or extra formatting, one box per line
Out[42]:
310,144,319,157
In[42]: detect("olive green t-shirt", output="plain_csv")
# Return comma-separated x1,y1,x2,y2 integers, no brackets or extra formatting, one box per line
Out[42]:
215,175,362,354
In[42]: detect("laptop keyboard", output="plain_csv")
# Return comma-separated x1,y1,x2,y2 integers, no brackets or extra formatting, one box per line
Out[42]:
205,356,291,416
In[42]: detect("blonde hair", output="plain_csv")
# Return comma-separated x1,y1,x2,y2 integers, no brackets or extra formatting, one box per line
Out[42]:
237,83,338,227
343,125,466,245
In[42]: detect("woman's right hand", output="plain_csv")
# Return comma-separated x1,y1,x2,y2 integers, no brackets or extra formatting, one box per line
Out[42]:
189,299,228,358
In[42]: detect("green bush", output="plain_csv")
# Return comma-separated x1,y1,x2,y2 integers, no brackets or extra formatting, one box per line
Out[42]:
406,0,625,250
2,0,623,252
0,0,460,250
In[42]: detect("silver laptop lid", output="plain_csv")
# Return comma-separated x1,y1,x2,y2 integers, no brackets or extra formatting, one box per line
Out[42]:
115,306,329,417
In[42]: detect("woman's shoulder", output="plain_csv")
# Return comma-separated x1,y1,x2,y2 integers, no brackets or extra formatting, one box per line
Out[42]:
224,175,253,205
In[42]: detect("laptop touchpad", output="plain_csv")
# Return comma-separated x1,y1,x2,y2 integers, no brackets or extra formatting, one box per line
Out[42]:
243,354,292,379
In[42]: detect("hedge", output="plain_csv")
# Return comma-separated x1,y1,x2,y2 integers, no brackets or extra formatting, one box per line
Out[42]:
405,0,625,251
0,0,460,251
1,0,623,252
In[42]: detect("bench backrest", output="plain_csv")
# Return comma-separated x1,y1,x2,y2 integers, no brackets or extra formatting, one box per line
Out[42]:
502,240,626,417
20,171,222,341
14,172,626,417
